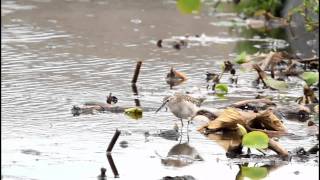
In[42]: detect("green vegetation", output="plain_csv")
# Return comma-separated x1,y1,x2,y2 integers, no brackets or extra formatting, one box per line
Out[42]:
234,0,319,32
241,166,268,179
264,77,289,90
300,71,319,86
215,83,229,95
235,51,248,64
177,0,201,14
124,107,143,120
242,131,269,149
288,0,319,32
234,0,284,17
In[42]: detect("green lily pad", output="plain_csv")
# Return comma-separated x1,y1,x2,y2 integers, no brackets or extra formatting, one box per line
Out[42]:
177,0,201,14
124,107,143,120
265,77,288,90
300,71,319,86
215,83,228,95
242,131,269,149
235,51,247,64
241,166,268,179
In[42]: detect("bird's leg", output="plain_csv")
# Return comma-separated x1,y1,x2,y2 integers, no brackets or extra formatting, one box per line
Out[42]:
187,131,190,142
187,120,190,142
180,118,184,128
187,120,190,129
179,118,184,140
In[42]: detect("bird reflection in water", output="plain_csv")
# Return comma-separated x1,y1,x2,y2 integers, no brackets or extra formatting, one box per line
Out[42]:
159,142,204,167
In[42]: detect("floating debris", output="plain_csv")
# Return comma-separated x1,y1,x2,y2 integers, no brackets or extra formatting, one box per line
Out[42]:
21,149,41,156
124,107,143,120
166,68,188,88
106,93,118,105
157,124,180,141
97,168,107,180
119,141,129,148
161,175,196,180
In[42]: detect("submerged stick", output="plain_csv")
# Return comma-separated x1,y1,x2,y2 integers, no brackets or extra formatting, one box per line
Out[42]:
107,154,119,178
268,139,289,158
131,61,142,84
131,84,141,107
107,129,121,153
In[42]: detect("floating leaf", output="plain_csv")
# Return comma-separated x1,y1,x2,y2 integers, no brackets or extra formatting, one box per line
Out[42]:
124,107,143,120
242,131,269,149
235,51,247,64
177,0,201,14
264,77,288,90
207,108,246,130
300,71,319,86
241,166,268,179
237,123,247,136
215,83,228,95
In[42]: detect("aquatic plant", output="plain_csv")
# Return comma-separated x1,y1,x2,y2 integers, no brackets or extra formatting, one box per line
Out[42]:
234,0,283,17
177,0,201,14
288,0,319,32
237,124,269,150
235,51,248,64
124,107,143,119
300,71,319,86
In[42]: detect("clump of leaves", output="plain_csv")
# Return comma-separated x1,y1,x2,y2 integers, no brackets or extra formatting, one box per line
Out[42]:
237,124,269,150
242,131,269,149
300,71,319,86
234,0,283,17
252,64,288,90
264,77,289,90
235,51,248,64
124,107,143,120
287,0,319,32
215,83,229,96
177,0,201,14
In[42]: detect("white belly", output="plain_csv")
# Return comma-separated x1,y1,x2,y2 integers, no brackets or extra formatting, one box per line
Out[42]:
168,101,197,119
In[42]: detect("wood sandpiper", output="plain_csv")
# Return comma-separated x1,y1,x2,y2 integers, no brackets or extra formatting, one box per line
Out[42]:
155,92,205,127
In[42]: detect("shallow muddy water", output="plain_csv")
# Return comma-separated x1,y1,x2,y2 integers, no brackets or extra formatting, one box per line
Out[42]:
2,0,319,180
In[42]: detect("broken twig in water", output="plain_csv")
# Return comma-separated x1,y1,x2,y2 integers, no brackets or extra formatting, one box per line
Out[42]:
131,61,142,84
107,129,121,153
106,130,121,178
107,154,119,178
268,138,289,158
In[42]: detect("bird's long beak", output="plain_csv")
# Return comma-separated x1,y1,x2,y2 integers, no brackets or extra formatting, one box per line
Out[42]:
155,100,168,113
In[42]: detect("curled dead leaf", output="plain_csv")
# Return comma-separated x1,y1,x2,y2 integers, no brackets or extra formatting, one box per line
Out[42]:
207,108,247,131
247,109,287,133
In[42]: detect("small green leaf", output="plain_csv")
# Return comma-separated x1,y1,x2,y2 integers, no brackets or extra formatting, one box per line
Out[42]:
241,166,268,179
124,107,143,120
265,77,288,90
237,124,247,136
235,51,247,64
242,131,269,149
215,83,228,95
300,71,319,86
177,0,201,14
